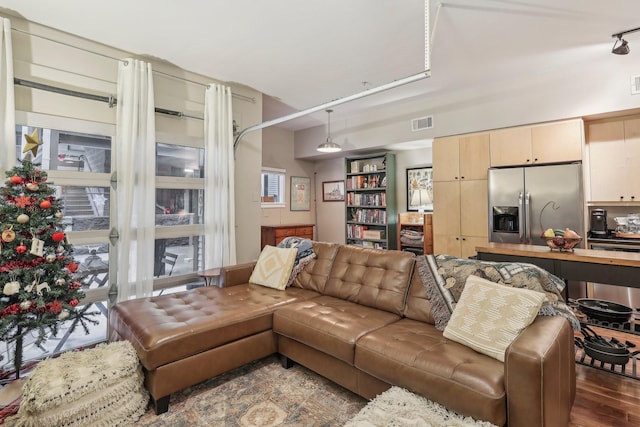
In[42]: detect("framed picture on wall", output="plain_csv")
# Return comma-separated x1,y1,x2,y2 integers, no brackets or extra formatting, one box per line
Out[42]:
322,180,345,202
406,167,434,212
290,176,311,211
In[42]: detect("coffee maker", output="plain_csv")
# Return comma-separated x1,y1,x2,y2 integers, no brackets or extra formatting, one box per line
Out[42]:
590,208,608,237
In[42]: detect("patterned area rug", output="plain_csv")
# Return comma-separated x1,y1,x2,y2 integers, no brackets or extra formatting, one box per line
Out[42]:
135,355,367,426
345,387,498,427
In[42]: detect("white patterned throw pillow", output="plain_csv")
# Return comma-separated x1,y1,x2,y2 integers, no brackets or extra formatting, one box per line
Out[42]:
443,275,546,362
249,245,298,290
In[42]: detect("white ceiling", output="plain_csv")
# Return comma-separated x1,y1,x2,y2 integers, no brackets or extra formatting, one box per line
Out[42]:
1,0,639,132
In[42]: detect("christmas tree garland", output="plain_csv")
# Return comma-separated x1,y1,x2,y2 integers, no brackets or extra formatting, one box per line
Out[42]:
0,132,98,379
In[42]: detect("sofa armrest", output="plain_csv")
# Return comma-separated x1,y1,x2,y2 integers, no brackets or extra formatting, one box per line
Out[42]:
219,262,256,288
505,315,576,427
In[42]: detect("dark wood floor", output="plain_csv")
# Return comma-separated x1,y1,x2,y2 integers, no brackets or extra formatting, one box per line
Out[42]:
569,326,640,427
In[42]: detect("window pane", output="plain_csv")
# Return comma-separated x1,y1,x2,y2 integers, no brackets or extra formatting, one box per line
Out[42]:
156,143,204,177
53,185,110,231
261,171,285,203
156,189,203,224
154,236,204,277
73,243,110,291
16,126,111,173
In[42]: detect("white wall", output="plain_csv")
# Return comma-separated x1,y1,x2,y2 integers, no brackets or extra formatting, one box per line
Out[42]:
262,126,316,228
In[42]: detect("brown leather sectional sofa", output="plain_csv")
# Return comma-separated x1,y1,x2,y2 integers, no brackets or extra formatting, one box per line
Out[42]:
109,241,576,426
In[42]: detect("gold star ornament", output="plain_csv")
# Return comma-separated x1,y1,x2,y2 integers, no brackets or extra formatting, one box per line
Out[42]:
23,129,44,157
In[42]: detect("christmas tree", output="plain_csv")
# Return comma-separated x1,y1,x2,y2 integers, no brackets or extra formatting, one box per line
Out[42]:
0,130,97,379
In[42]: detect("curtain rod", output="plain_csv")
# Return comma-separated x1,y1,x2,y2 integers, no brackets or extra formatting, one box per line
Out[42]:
10,26,255,104
14,78,204,120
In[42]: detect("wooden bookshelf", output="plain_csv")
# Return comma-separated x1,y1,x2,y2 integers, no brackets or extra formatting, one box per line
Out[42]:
398,212,433,255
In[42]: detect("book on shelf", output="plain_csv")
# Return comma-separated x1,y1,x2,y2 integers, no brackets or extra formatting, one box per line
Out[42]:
350,161,360,173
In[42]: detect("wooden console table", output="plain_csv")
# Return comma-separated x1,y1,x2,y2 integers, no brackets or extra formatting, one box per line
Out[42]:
476,243,640,289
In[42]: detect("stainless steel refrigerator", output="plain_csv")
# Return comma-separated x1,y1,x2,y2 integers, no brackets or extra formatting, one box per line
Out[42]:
488,163,584,247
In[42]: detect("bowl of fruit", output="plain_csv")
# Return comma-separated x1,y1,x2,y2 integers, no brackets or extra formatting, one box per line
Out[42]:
541,228,582,252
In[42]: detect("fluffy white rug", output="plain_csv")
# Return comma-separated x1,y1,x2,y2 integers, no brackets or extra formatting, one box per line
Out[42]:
344,387,498,427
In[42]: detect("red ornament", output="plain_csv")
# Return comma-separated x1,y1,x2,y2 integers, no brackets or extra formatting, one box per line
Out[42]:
16,245,28,254
9,175,24,185
67,262,79,273
40,200,52,209
69,299,79,307
52,232,65,242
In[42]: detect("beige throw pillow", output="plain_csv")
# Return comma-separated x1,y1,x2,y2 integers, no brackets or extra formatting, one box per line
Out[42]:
249,245,298,290
443,275,545,362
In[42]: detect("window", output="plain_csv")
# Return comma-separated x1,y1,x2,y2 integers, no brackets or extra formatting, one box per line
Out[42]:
261,167,285,207
155,139,206,287
9,118,114,364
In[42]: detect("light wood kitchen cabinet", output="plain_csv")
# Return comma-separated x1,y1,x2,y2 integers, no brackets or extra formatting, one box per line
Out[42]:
490,119,583,167
433,133,490,181
432,134,489,258
587,117,640,202
433,180,488,258
490,126,532,167
531,119,583,164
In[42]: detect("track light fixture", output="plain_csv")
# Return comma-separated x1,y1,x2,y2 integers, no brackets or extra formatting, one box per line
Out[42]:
317,109,342,153
612,27,640,55
612,35,630,55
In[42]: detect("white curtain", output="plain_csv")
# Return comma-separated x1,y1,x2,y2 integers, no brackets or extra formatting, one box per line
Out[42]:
204,83,236,277
115,59,156,301
0,17,15,177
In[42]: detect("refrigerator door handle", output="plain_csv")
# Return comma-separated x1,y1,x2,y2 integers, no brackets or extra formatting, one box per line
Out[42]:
525,192,532,244
518,192,525,243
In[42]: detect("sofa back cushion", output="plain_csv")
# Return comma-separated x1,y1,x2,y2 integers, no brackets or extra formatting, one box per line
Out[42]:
402,262,436,325
323,245,414,315
290,241,340,293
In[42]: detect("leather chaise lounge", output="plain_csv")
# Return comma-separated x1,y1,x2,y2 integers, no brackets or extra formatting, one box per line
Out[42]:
109,241,576,426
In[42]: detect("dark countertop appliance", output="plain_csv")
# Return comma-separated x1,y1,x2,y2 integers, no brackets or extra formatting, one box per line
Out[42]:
590,208,608,237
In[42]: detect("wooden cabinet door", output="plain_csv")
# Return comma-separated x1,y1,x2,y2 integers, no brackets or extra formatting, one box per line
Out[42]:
625,118,640,201
490,126,532,167
434,235,462,257
433,181,461,255
531,120,583,164
461,236,488,259
459,133,490,180
587,120,628,202
433,136,460,182
460,180,488,238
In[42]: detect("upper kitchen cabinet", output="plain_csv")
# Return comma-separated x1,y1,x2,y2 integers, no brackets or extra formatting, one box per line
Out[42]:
490,119,583,167
587,117,640,203
433,132,490,182
489,126,531,167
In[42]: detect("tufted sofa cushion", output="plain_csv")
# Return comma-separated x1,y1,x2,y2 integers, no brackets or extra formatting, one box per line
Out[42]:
290,241,340,293
402,262,435,325
322,245,415,316
109,284,319,371
274,295,400,364
355,318,507,426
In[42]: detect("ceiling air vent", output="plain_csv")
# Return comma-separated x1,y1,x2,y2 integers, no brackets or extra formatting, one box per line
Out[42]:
411,116,433,131
632,75,640,95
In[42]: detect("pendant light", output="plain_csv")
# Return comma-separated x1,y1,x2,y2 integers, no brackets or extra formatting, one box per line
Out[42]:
317,109,342,153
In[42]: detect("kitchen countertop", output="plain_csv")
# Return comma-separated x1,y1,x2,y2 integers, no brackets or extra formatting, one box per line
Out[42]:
476,243,640,290
476,242,640,268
